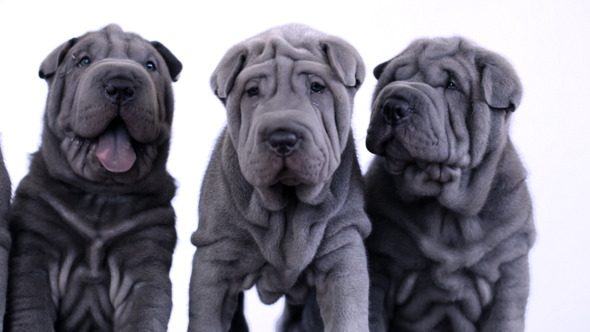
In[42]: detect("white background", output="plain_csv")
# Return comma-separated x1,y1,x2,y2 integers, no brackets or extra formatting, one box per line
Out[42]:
0,0,588,331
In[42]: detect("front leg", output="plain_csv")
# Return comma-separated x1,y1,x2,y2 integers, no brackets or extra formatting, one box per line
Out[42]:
479,255,531,332
110,221,177,332
367,258,395,332
314,228,370,332
189,238,256,332
5,233,57,332
112,273,173,332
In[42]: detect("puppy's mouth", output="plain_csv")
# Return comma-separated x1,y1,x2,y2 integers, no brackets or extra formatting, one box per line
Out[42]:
386,158,463,183
95,120,137,173
275,168,303,186
414,162,461,183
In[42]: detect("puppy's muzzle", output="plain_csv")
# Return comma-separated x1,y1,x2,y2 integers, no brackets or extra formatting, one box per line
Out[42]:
266,130,300,157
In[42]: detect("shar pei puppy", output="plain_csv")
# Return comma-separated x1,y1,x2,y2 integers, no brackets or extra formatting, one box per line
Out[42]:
0,145,11,330
189,23,371,332
5,24,182,332
364,37,536,332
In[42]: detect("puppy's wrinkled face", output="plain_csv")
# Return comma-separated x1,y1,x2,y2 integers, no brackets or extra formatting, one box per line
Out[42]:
235,58,339,192
41,25,180,184
367,37,521,198
212,24,365,206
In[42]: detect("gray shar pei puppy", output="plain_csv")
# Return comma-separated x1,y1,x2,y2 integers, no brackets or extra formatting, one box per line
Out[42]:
364,37,536,332
189,23,371,332
5,24,182,332
0,146,11,330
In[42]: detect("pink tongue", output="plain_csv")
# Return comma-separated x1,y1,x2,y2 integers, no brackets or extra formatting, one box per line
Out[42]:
95,123,137,173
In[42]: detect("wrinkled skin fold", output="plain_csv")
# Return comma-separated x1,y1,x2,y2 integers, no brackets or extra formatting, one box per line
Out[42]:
364,37,536,332
188,23,371,332
5,24,182,332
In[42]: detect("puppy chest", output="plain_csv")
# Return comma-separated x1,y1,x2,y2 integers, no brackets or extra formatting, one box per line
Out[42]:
393,269,494,330
236,209,328,303
49,244,116,331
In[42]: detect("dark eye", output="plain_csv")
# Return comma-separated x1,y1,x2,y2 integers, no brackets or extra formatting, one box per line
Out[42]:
246,86,259,97
145,61,156,71
310,82,326,94
446,80,460,91
77,56,91,67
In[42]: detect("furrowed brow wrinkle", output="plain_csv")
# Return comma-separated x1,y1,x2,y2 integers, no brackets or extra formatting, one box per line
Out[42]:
235,62,274,88
293,61,333,80
394,64,417,81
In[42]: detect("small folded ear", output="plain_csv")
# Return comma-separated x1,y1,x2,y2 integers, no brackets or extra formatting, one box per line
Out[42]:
373,60,390,80
39,37,78,80
478,52,523,112
151,41,183,82
210,45,249,101
319,37,365,89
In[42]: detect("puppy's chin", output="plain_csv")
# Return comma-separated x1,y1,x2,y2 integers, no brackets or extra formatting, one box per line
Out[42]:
254,182,329,210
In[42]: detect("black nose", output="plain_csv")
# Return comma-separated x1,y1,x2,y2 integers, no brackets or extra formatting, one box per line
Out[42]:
382,98,413,125
104,78,136,105
267,130,299,156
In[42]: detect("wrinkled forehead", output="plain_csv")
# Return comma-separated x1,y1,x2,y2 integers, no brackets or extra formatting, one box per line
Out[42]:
385,38,478,85
69,26,154,60
235,35,336,84
244,34,327,69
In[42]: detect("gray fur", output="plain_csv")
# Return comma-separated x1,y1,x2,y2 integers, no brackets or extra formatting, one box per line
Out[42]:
0,145,11,331
5,24,182,332
364,37,535,332
189,23,371,332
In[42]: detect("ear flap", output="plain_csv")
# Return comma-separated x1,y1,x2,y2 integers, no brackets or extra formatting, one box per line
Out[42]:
210,45,249,101
478,53,523,112
39,37,78,80
320,38,365,89
151,41,183,82
373,60,390,80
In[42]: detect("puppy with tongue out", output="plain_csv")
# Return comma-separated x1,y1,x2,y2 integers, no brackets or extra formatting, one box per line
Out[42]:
5,24,182,332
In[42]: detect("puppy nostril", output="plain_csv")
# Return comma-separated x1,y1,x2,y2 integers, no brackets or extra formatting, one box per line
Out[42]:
382,99,413,125
123,87,135,98
267,130,299,156
106,85,117,96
